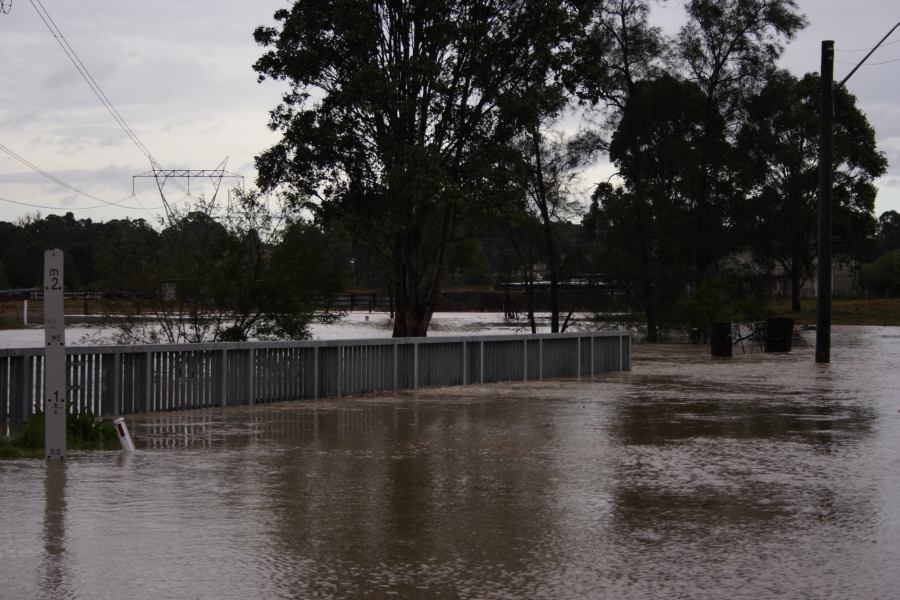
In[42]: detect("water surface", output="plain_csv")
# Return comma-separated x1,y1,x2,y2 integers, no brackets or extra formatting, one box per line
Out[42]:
2,326,899,598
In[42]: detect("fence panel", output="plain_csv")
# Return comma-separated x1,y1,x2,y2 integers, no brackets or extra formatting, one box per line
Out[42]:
1,331,630,424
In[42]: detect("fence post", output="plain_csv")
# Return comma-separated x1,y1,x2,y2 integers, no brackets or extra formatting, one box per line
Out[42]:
219,349,228,407
462,341,467,385
413,342,418,390
576,337,581,378
523,339,528,382
101,353,121,416
619,335,624,371
337,345,342,398
480,340,485,383
539,339,543,380
141,352,152,414
314,346,319,400
10,356,31,426
590,335,595,377
392,343,398,392
0,356,8,425
247,348,255,405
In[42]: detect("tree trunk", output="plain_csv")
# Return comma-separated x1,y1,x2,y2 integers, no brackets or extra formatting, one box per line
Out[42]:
639,236,658,342
530,128,561,333
390,223,448,338
645,304,659,343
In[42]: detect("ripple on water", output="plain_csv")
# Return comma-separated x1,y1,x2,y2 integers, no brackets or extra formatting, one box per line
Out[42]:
3,326,900,598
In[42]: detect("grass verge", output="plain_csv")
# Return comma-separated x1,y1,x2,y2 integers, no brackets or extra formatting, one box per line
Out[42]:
770,298,900,326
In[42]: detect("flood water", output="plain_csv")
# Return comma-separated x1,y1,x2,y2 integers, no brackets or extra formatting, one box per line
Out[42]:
2,326,900,599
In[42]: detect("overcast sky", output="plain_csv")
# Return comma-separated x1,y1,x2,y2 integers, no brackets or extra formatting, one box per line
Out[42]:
0,0,898,225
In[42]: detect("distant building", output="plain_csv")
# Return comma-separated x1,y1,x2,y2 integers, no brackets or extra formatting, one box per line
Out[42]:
717,251,861,299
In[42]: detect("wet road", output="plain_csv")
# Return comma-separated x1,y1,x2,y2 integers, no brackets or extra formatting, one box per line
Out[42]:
2,326,900,598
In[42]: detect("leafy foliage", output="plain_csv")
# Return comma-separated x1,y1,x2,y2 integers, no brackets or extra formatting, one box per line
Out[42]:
6,407,119,456
862,250,900,298
253,0,581,336
736,72,886,310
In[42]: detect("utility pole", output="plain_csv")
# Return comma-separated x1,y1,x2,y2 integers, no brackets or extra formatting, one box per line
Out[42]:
817,23,900,364
815,41,834,364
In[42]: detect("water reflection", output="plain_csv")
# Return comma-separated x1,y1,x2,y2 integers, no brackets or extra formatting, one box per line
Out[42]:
2,327,900,598
42,462,69,599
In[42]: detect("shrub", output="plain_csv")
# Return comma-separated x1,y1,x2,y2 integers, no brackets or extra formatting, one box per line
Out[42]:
8,407,119,453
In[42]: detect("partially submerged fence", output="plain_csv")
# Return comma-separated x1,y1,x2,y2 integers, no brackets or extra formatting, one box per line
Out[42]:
0,331,630,424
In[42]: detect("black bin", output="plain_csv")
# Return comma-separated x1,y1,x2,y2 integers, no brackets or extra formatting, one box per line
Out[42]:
710,322,732,357
764,317,794,352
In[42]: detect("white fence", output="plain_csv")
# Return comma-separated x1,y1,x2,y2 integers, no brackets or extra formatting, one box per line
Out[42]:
0,331,631,424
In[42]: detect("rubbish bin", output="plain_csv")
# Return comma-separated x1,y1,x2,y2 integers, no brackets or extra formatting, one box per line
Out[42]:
764,317,794,352
710,322,732,357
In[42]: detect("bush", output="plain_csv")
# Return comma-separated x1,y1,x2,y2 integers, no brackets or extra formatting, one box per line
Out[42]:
6,407,120,454
0,437,24,459
862,250,900,297
675,277,771,341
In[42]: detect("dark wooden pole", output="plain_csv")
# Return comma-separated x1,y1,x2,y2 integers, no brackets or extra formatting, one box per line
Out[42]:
816,41,834,364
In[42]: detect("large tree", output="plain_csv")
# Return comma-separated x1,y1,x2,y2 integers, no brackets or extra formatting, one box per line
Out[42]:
588,75,707,341
736,72,886,311
676,0,806,277
253,0,577,336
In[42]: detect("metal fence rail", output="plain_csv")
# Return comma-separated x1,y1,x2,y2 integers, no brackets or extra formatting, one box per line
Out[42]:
0,331,631,424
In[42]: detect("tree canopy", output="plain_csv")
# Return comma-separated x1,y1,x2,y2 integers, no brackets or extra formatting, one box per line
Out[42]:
736,72,886,310
253,0,581,336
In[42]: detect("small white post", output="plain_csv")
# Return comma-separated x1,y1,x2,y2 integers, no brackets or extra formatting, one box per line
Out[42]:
44,250,66,461
23,299,28,325
113,417,135,451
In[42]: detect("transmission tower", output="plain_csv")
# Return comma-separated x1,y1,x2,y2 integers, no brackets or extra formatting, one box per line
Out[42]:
0,0,12,15
133,157,244,222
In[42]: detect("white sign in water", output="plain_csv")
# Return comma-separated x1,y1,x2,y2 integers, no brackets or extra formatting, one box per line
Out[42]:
44,249,66,461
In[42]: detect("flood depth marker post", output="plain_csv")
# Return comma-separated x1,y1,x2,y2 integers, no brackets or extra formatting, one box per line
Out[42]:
44,249,66,461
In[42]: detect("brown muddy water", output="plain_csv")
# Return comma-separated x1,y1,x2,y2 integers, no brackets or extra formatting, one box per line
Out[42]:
2,326,900,599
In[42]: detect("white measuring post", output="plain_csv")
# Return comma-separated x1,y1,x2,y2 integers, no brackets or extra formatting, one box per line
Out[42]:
44,249,66,461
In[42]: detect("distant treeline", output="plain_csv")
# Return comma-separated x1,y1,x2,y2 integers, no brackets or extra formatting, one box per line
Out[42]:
2,206,898,302
0,210,584,294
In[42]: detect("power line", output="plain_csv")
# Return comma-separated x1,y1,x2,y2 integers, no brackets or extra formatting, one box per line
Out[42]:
0,142,151,210
26,0,189,212
836,56,900,66
838,21,900,88
0,142,158,214
0,194,160,211
78,0,182,131
29,0,154,159
836,38,900,53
